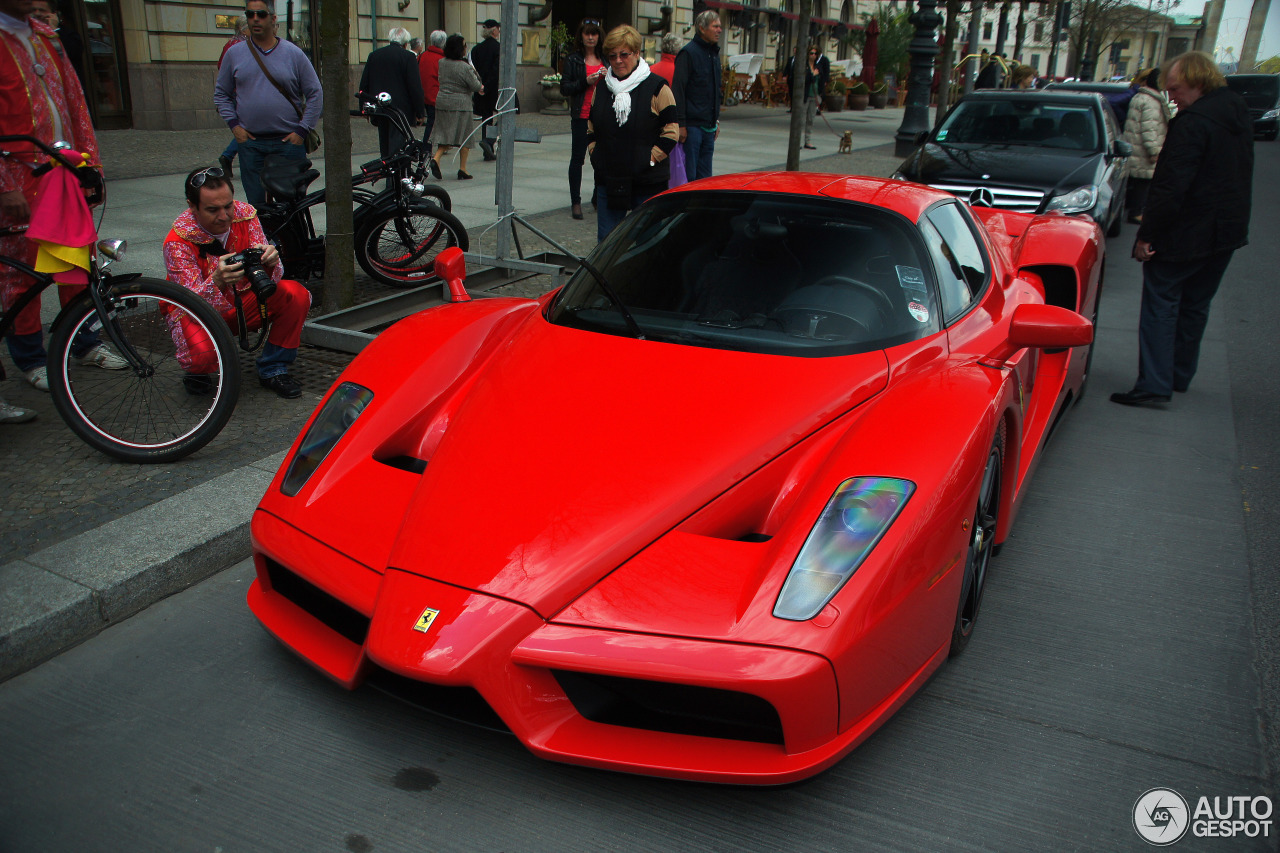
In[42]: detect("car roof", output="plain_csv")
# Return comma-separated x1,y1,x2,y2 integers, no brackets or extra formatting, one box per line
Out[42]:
663,172,956,222
1046,81,1131,92
959,89,1105,104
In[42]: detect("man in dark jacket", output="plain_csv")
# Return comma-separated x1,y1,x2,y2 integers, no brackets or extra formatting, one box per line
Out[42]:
1111,51,1253,406
470,20,501,160
672,10,723,181
359,27,425,158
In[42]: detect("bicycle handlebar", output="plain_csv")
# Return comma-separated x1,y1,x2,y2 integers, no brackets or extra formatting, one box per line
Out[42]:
0,134,105,205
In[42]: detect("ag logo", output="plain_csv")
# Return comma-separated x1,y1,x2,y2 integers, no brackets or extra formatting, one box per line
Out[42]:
1133,788,1190,845
969,187,996,207
412,607,440,633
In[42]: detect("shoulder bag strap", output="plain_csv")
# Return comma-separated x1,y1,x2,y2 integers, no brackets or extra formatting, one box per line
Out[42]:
247,40,303,121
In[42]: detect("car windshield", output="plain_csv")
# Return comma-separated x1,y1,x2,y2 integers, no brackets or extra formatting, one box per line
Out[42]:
547,191,941,357
1227,75,1279,109
936,99,1101,150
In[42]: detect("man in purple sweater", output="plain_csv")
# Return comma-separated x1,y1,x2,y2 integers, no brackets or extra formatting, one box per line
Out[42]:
214,0,322,205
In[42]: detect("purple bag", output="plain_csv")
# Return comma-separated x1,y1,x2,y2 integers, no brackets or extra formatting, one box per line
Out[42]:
668,143,688,189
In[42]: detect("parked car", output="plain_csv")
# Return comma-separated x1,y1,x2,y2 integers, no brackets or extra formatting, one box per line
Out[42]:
1225,73,1280,141
894,90,1131,237
247,173,1102,784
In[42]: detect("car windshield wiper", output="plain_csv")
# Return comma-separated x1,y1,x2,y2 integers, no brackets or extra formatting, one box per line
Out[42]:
576,257,646,340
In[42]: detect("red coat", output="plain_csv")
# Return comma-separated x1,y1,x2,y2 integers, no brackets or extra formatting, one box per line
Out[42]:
651,53,677,87
418,45,444,106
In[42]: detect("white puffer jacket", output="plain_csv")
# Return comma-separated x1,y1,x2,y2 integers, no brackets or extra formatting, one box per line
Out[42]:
1122,87,1173,180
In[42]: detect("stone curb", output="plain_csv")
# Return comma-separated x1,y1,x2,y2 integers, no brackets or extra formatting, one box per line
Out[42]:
0,451,287,681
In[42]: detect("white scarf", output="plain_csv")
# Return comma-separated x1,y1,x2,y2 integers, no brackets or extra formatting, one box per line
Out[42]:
605,57,651,126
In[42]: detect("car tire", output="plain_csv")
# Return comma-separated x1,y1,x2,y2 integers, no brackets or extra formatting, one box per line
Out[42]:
949,421,1005,657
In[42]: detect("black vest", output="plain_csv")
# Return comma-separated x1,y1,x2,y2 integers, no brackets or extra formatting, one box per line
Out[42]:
590,73,671,190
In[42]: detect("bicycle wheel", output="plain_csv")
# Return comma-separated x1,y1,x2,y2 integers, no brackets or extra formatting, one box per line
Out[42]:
355,200,468,287
47,278,242,464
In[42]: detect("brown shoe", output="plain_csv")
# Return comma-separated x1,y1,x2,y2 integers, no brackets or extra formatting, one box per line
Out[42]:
571,203,583,220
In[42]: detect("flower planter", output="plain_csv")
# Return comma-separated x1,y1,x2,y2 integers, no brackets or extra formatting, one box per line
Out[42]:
848,93,870,111
869,90,890,109
822,94,846,112
541,81,569,115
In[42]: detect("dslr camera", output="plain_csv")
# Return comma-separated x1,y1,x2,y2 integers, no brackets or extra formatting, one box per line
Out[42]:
226,247,276,301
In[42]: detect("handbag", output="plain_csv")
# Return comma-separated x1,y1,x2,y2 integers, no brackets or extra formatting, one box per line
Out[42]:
246,42,321,153
668,144,688,189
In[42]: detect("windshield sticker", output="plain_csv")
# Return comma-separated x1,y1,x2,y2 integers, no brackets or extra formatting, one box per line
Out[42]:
908,301,930,323
936,130,948,141
896,266,927,293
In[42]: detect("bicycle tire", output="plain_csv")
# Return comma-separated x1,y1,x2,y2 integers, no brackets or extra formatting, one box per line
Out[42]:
354,200,469,288
47,278,242,464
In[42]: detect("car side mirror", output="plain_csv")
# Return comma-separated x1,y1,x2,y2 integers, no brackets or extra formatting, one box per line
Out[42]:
434,246,471,303
915,130,929,146
980,303,1093,367
1112,139,1133,158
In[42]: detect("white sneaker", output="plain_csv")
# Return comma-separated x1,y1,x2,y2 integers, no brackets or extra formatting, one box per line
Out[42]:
77,343,129,370
0,399,37,423
24,366,49,391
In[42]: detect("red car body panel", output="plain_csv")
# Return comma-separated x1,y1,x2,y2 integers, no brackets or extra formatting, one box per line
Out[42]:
248,173,1102,784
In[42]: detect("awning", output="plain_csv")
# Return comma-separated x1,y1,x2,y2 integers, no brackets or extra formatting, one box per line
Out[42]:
704,0,745,8
812,16,840,25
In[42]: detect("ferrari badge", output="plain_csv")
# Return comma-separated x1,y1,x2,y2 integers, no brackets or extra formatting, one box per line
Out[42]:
413,607,440,633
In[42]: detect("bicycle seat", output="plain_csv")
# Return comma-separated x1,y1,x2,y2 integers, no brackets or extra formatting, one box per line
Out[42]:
261,155,319,201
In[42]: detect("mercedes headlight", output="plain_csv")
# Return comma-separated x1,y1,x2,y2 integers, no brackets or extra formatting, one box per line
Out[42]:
280,382,374,496
1262,109,1279,121
1044,186,1098,216
773,477,915,621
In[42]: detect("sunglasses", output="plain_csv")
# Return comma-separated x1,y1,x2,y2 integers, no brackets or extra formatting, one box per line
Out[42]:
606,51,634,61
245,8,271,18
189,166,225,188
583,18,601,25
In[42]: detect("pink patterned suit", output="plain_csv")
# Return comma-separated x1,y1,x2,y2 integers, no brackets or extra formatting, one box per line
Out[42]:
0,15,100,342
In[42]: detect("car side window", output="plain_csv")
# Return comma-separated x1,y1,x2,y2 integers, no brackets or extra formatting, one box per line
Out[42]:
920,203,988,322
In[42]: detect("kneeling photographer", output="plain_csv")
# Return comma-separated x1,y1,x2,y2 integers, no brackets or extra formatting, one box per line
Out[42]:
163,165,311,399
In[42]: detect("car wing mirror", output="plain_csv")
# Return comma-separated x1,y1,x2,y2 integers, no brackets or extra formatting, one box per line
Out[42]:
1112,139,1133,158
915,130,929,146
434,246,472,303
980,303,1093,367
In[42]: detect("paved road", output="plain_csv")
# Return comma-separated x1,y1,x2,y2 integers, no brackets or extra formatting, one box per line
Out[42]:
0,145,1275,851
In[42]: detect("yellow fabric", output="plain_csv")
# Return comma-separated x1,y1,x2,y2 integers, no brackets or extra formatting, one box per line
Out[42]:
34,241,90,281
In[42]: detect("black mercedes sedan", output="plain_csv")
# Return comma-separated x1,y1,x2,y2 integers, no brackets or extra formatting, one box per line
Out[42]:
893,90,1132,237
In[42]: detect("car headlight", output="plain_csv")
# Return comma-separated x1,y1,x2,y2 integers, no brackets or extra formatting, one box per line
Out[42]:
280,382,375,496
1044,186,1098,215
773,477,915,621
1262,109,1279,120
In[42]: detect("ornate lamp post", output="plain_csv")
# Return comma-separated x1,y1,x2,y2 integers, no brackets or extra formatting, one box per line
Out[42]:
895,0,944,157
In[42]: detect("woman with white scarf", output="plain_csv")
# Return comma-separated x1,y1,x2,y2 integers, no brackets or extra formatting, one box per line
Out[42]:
586,25,679,242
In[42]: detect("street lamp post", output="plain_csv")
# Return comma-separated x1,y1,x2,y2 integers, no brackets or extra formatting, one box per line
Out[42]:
895,0,943,157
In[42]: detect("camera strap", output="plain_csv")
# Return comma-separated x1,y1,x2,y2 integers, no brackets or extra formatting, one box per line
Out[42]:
196,241,271,353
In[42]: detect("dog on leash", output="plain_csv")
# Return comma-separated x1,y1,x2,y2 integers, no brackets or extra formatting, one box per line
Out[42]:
838,131,853,154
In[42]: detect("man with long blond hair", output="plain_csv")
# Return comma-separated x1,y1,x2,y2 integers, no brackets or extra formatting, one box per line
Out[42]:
1111,51,1253,406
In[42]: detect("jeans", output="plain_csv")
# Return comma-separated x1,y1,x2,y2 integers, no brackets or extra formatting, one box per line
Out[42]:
221,137,239,161
1136,251,1234,396
237,136,308,206
569,116,589,205
6,328,100,372
683,125,717,182
595,184,662,242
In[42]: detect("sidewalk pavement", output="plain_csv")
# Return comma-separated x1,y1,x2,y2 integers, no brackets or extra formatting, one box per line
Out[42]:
0,104,910,681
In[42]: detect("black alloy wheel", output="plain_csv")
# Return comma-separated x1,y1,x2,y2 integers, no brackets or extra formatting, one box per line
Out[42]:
950,423,1005,657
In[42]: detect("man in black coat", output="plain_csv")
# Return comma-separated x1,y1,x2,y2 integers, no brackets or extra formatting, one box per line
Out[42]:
1111,51,1254,406
470,19,501,160
358,27,425,158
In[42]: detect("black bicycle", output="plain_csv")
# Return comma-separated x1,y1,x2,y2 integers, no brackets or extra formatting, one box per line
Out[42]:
258,95,469,288
0,136,240,463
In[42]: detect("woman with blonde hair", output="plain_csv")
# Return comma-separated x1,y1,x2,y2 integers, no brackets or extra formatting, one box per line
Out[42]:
1122,66,1172,223
586,25,679,241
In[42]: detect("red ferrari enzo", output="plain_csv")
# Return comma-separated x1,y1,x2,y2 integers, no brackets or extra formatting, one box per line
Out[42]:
248,173,1101,784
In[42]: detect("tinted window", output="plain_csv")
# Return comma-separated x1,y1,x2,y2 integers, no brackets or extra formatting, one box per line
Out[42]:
937,98,1101,150
920,203,987,321
547,192,942,356
1227,75,1280,109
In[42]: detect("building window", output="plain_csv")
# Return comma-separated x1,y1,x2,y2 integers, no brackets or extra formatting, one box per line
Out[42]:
1034,21,1044,42
983,21,993,39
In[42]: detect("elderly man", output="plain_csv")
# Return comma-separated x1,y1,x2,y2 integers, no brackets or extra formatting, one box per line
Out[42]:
214,0,322,206
418,30,447,146
1111,51,1253,406
1,0,117,401
164,167,310,398
470,19,503,161
359,27,425,158
672,10,723,181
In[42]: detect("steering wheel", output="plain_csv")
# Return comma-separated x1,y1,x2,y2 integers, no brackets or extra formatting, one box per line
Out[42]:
808,275,897,316
773,308,871,339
